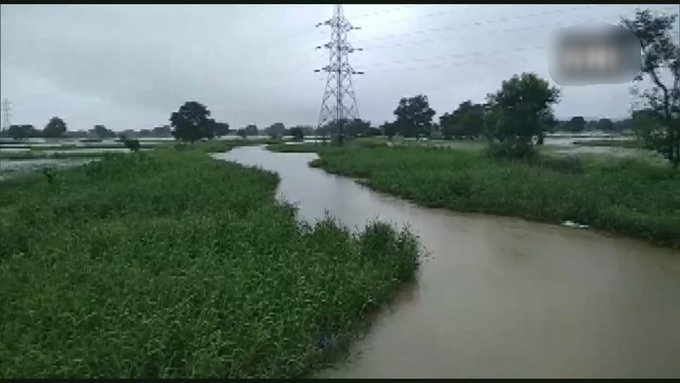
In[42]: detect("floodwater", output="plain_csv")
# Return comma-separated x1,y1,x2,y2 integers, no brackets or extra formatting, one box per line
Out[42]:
216,146,680,378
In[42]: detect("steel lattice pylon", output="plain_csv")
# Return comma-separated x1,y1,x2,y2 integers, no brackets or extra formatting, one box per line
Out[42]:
314,5,363,142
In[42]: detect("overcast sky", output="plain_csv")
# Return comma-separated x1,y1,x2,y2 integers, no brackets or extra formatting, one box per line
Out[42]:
1,4,678,132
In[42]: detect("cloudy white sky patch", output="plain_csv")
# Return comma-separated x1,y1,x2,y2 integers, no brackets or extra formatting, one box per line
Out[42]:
1,4,678,131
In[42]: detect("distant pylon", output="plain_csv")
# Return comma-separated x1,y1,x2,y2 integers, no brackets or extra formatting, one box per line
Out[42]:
2,98,11,130
314,4,364,143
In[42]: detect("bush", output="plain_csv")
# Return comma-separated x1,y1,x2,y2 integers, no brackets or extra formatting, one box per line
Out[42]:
485,141,536,160
122,137,141,152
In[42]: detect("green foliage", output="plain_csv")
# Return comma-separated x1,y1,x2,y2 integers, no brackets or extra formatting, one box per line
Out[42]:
264,123,286,139
485,141,536,160
310,145,680,248
43,117,68,138
485,72,560,158
621,9,680,167
236,125,259,139
213,122,231,137
170,101,216,142
122,137,141,152
380,121,398,139
564,116,586,133
439,100,485,140
91,125,117,139
151,125,173,137
316,119,372,141
393,95,436,139
290,127,304,141
0,148,421,378
596,118,615,132
6,124,39,140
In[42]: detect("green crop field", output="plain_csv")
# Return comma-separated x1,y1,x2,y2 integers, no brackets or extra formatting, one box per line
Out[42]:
0,147,421,378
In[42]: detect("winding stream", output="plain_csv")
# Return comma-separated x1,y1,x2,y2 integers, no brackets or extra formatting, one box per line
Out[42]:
215,146,680,378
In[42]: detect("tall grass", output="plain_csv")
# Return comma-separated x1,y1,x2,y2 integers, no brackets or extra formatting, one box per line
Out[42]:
0,148,421,378
309,146,680,248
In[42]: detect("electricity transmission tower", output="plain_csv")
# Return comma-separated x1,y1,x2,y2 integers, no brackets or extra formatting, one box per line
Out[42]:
314,4,364,144
2,98,11,131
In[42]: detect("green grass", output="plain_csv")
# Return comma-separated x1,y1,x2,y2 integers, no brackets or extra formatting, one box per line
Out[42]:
305,145,680,248
0,147,421,378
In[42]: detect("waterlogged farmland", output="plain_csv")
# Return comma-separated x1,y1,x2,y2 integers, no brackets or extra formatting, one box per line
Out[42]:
0,147,421,378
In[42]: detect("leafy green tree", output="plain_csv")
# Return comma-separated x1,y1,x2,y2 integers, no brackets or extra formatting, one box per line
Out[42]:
343,119,371,138
244,124,259,136
393,95,436,139
380,121,398,139
214,122,230,137
596,118,615,132
151,125,173,137
91,124,116,139
170,101,216,142
43,117,67,138
621,9,679,167
485,72,561,158
265,122,286,139
439,100,485,140
565,116,586,133
366,127,382,137
7,125,38,140
289,127,304,141
122,136,141,152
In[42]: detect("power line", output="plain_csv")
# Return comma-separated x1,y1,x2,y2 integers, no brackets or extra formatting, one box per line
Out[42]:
353,5,600,45
354,44,547,70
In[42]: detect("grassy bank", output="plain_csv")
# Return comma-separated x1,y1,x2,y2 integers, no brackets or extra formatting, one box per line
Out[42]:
0,148,421,378
302,145,680,248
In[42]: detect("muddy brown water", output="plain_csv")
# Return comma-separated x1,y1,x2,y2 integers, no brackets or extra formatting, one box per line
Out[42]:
215,146,680,378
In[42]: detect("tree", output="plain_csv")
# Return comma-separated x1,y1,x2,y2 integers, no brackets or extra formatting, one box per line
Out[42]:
169,101,216,142
439,100,485,140
565,116,586,133
596,118,615,132
264,122,286,139
621,9,679,167
7,124,38,140
236,129,247,139
393,95,436,139
380,121,398,139
366,127,382,137
214,122,230,137
151,125,173,137
289,126,304,141
90,124,116,139
343,119,372,138
43,117,67,138
121,136,141,152
244,124,258,136
485,72,561,157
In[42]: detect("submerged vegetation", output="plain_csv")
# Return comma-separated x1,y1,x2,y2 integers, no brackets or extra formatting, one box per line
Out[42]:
0,147,421,378
298,145,680,248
